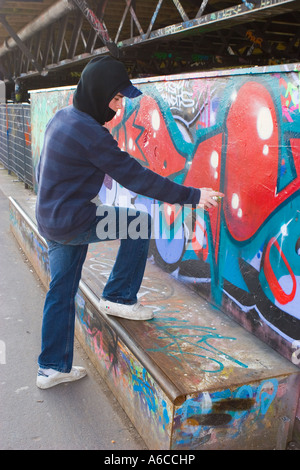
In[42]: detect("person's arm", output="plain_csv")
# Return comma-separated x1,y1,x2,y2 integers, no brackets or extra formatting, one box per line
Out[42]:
89,128,224,208
89,129,201,206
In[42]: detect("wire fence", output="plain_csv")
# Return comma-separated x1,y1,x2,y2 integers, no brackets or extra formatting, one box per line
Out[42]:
0,103,33,188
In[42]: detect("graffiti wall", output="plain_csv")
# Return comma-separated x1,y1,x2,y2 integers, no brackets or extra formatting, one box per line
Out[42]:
30,86,74,192
30,64,300,369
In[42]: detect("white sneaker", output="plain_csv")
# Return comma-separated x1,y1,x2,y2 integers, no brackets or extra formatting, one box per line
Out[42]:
36,366,87,389
99,299,154,321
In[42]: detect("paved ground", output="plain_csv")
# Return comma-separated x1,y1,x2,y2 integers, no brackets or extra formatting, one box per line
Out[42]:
0,171,146,450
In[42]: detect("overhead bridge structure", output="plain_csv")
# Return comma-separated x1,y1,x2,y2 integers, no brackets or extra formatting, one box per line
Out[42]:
0,0,299,91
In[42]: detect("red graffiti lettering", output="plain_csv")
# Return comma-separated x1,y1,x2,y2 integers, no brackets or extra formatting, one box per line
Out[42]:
264,237,296,305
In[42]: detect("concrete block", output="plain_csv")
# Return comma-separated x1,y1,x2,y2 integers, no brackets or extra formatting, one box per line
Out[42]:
9,196,300,450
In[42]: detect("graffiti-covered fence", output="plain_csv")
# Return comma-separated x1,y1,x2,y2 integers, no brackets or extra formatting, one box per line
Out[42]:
0,103,33,188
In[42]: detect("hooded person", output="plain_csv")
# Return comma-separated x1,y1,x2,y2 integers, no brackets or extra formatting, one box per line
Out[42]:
36,55,204,243
35,55,223,389
73,55,142,125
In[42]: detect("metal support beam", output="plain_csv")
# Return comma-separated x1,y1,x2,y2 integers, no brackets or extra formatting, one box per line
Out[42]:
0,0,299,83
115,0,132,43
145,0,164,39
172,0,189,22
67,10,84,59
196,0,209,18
70,0,120,57
82,1,108,54
53,15,69,63
120,0,300,47
0,15,43,75
0,0,75,57
42,24,54,68
125,0,144,36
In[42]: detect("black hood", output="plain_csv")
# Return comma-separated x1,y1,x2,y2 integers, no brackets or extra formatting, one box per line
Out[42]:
73,56,134,125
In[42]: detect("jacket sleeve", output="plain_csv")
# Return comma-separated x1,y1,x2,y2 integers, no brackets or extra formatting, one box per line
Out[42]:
88,127,201,206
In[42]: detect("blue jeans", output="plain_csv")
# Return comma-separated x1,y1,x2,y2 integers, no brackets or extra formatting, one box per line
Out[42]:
38,206,152,373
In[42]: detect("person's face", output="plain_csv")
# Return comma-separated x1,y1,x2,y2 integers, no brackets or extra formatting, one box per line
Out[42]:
108,93,124,113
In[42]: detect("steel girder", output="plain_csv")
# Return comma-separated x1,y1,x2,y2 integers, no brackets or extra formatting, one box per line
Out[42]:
0,0,299,84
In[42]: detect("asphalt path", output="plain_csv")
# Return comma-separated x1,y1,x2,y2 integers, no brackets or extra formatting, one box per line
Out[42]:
0,186,146,451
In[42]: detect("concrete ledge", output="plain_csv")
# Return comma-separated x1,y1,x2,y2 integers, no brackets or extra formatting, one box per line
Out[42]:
9,196,300,450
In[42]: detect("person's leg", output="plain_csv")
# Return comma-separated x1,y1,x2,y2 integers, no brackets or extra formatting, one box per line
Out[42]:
92,205,152,304
38,240,88,373
89,205,153,319
101,237,149,304
38,205,152,382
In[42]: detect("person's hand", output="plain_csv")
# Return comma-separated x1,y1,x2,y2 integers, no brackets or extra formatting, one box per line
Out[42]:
198,188,224,210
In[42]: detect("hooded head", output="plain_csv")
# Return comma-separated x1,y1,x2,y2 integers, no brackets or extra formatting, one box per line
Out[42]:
73,55,142,125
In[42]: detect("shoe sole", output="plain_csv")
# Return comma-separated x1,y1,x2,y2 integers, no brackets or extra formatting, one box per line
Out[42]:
99,304,154,321
36,370,87,389
105,310,154,321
